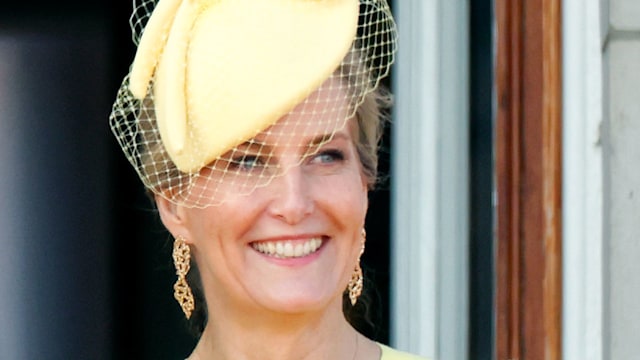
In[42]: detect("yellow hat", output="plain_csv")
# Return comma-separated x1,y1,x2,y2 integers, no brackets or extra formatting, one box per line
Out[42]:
129,0,359,172
110,0,397,207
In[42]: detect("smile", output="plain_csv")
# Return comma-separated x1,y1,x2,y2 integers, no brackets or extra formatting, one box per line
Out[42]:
251,238,323,259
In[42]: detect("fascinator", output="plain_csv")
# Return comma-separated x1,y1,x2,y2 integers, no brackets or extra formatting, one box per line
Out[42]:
110,0,397,207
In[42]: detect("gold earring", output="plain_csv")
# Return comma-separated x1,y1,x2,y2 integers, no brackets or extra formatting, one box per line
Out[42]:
348,229,366,306
173,236,195,319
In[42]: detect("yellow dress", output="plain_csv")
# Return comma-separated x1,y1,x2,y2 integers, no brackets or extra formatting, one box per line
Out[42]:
379,344,429,360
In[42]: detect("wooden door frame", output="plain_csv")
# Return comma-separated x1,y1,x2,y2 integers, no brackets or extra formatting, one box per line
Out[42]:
494,0,563,359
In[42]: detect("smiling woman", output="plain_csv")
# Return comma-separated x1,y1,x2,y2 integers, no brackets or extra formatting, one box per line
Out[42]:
109,0,426,359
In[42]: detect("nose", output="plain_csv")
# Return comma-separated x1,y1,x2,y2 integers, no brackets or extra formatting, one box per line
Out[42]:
267,166,314,224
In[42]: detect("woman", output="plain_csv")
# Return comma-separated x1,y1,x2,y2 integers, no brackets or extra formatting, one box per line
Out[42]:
110,0,427,359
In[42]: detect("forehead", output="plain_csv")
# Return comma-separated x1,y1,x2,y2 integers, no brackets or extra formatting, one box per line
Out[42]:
252,79,352,144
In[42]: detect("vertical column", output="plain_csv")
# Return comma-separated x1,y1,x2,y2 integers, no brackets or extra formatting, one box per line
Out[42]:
391,0,469,358
0,27,111,359
562,0,605,359
494,0,563,358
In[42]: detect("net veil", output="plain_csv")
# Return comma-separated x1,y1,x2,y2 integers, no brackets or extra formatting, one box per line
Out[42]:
110,0,397,208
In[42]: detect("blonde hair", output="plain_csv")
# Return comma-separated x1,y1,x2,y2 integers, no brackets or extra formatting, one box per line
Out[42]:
353,84,392,189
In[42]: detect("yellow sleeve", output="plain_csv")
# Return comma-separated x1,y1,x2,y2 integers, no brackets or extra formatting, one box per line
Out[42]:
379,343,430,360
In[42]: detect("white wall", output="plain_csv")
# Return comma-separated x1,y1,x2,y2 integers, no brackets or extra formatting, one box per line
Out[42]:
603,0,640,357
564,0,640,358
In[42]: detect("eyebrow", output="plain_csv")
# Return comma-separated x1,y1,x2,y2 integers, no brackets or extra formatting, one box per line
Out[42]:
240,131,351,150
232,140,270,155
308,131,350,147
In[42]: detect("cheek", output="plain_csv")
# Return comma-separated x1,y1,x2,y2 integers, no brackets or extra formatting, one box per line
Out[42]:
184,208,224,265
317,172,367,223
185,203,246,250
347,167,369,214
185,204,257,281
184,194,270,274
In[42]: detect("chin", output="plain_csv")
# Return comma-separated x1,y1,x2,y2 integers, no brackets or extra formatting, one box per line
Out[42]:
257,291,339,315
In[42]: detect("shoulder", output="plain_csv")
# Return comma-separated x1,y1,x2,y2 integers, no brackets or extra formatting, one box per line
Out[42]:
378,343,430,360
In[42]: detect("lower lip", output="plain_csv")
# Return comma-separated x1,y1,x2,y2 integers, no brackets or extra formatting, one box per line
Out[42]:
252,239,327,267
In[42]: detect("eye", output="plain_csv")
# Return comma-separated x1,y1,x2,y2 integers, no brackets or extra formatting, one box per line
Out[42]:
311,149,345,164
229,154,265,171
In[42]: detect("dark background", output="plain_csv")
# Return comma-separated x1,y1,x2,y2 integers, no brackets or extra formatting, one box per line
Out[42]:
0,1,493,359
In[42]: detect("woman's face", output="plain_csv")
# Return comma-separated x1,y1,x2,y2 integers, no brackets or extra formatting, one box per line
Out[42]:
158,88,368,316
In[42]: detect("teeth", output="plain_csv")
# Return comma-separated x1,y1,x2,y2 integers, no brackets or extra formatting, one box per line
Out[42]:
252,238,323,259
294,243,304,257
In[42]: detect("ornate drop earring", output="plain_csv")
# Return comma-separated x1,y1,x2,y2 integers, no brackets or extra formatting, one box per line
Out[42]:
173,236,195,319
348,229,366,306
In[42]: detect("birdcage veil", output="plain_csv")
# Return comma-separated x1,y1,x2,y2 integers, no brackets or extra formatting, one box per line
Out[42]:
109,0,397,208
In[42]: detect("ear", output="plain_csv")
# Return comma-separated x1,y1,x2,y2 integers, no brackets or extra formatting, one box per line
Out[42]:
155,194,193,243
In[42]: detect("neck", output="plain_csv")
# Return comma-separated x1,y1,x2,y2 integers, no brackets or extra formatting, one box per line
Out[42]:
189,298,360,360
